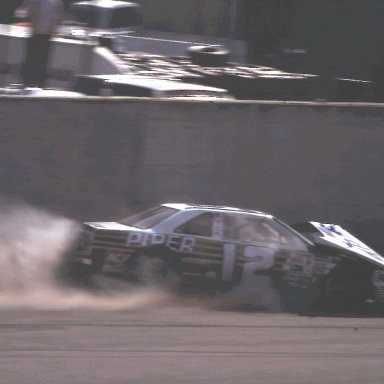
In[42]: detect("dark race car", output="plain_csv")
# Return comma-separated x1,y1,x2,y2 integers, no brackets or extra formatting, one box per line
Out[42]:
67,204,384,311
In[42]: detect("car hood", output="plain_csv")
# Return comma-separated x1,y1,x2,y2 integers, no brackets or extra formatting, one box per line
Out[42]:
291,221,384,268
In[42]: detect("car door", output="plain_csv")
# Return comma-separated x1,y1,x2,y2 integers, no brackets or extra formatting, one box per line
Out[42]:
220,213,315,285
173,212,224,280
174,212,280,283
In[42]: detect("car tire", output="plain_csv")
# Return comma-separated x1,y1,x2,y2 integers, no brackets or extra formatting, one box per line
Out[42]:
318,267,372,311
135,253,181,288
188,45,229,67
58,262,94,288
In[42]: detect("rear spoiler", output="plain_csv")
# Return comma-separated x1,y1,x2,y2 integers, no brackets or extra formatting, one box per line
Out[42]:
291,222,384,268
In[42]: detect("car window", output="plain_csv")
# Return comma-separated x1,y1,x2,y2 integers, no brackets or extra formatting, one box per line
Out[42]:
174,213,213,237
119,206,177,229
223,215,281,243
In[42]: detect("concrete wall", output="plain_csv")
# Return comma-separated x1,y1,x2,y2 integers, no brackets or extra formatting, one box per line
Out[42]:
1,97,384,249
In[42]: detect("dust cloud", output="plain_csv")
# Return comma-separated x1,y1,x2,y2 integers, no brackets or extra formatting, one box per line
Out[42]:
0,203,170,310
0,203,288,312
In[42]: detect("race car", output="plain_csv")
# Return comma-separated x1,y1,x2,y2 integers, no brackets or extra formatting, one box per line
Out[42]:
67,203,384,310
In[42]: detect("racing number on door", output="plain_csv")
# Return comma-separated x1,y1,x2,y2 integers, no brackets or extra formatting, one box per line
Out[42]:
222,243,236,281
221,244,276,282
242,246,275,279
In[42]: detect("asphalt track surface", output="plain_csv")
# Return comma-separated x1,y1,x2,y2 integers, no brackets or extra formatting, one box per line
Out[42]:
1,297,384,384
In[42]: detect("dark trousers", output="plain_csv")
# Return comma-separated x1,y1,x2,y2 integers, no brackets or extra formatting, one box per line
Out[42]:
21,34,52,88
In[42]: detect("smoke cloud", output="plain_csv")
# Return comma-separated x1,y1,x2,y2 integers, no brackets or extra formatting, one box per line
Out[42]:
0,203,288,312
0,203,169,310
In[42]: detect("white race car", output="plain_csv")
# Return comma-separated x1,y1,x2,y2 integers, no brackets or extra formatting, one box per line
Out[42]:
67,203,384,310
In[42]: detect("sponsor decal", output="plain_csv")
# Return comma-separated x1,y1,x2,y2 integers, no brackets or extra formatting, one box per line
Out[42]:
103,250,129,273
212,213,224,239
126,231,196,253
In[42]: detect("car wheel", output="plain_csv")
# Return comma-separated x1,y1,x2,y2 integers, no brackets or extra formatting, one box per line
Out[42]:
188,45,229,67
318,267,372,311
135,253,181,288
58,262,94,288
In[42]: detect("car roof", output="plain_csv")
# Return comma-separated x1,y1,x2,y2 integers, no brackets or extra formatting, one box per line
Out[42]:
162,203,272,217
71,1,140,9
0,87,84,97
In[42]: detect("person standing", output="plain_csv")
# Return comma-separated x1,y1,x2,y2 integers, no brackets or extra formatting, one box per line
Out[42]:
14,0,64,88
